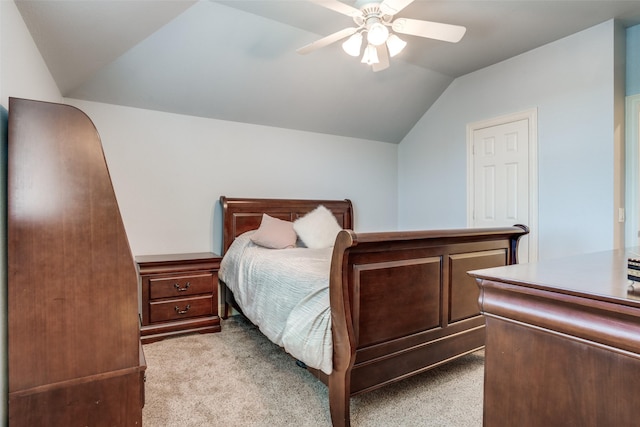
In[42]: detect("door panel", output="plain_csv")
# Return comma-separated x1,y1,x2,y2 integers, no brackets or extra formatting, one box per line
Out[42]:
472,119,530,262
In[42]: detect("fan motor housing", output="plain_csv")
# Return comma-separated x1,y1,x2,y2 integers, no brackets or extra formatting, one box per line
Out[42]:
353,3,392,27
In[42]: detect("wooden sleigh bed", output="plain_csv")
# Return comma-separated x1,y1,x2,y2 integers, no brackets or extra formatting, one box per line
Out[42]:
218,196,528,427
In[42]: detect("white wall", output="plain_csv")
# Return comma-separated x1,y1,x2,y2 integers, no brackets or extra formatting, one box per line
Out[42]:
0,0,62,106
1,0,64,423
66,99,399,256
399,20,620,260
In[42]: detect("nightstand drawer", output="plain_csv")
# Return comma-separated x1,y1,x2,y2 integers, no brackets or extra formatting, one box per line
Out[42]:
149,295,214,323
149,273,213,299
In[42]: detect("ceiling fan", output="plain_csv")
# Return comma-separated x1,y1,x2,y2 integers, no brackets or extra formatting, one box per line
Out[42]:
296,0,466,71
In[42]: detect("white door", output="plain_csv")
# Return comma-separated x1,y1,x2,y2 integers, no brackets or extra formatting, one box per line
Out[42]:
468,111,537,263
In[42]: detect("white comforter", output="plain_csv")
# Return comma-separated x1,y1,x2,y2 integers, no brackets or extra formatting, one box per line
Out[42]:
218,232,333,374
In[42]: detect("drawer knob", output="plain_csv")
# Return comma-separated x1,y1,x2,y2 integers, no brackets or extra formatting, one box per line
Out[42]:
174,282,191,292
174,304,191,315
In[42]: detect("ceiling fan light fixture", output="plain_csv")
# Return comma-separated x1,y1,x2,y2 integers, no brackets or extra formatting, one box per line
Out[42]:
361,44,379,65
367,22,389,46
298,0,468,72
342,32,363,57
386,34,407,57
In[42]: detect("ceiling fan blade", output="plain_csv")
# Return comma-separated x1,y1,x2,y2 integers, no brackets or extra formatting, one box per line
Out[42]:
296,27,358,55
372,44,389,72
309,0,362,17
379,0,415,16
392,18,466,43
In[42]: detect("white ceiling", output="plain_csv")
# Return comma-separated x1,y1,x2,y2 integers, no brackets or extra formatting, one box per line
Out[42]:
15,0,640,143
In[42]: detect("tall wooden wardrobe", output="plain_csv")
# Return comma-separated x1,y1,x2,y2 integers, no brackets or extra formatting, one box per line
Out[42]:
7,98,145,425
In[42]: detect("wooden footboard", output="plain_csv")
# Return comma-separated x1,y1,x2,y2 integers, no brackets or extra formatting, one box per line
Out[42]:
326,226,528,427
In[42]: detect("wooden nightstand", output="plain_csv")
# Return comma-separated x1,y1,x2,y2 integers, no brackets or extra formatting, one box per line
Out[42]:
137,252,221,343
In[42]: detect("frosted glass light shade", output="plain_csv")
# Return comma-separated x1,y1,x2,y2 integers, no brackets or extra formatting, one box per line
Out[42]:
342,33,363,57
386,34,407,57
361,44,379,65
367,23,389,46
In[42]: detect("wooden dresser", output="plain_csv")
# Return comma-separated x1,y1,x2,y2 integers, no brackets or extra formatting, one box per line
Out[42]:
7,98,145,425
469,249,640,426
137,252,222,343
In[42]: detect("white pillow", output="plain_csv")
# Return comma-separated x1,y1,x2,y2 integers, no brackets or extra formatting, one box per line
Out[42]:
250,214,297,249
293,205,342,249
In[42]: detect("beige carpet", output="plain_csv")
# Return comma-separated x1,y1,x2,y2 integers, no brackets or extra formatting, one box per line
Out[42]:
142,316,484,426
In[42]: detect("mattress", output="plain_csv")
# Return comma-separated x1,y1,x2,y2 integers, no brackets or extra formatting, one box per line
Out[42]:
219,232,333,374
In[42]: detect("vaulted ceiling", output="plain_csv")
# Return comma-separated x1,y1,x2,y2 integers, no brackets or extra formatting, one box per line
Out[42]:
15,0,640,143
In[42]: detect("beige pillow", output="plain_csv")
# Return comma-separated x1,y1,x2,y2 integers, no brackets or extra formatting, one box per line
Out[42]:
250,214,297,249
293,205,342,249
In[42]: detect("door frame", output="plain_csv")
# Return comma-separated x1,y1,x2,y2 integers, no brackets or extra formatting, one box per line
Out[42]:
466,108,539,262
625,94,640,248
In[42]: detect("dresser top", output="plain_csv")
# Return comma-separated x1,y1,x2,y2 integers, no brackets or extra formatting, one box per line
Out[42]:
469,248,640,308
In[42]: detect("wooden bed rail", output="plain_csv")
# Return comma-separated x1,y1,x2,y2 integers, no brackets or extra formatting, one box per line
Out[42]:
327,225,529,427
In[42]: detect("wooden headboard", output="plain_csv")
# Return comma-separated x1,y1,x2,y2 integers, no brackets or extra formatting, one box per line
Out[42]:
220,196,353,254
